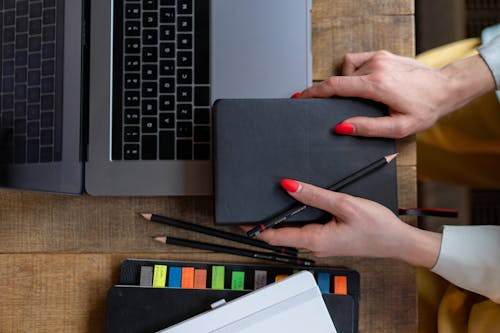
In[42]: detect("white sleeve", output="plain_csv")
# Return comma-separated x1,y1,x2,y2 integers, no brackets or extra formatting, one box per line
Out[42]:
478,33,500,90
431,225,500,303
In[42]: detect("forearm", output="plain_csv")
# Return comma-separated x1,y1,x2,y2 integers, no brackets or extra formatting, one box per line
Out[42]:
439,54,496,117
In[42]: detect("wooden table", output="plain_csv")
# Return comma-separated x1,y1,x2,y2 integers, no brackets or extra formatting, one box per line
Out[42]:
0,1,416,332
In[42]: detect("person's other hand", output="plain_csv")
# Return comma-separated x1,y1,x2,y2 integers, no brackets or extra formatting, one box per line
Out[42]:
298,51,495,138
256,179,442,268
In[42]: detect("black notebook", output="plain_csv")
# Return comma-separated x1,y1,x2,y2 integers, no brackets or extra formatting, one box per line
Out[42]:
213,98,397,225
106,259,360,333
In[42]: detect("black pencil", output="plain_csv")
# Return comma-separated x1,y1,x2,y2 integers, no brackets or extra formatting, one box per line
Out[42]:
141,213,298,256
153,235,315,267
247,153,398,238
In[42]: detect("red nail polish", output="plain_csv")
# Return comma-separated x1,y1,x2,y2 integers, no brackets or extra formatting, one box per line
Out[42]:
281,179,300,193
290,92,301,99
334,123,355,135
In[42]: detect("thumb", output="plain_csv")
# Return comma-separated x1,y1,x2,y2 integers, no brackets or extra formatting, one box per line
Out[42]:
280,179,354,220
335,114,409,138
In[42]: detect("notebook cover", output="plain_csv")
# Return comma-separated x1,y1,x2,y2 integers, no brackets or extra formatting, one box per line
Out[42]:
110,259,360,333
213,98,397,225
106,286,355,333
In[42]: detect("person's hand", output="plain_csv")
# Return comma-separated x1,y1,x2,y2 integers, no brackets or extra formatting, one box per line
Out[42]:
256,179,442,268
298,51,496,138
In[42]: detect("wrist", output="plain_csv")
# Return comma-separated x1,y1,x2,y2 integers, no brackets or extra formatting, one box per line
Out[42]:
439,55,496,116
394,225,442,268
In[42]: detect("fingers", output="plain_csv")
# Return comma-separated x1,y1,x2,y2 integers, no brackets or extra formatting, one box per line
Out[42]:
281,180,355,220
257,223,327,250
300,76,376,99
342,51,379,75
337,113,410,138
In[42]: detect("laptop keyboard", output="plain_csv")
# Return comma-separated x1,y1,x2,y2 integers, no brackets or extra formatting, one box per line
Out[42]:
112,0,211,161
0,0,63,164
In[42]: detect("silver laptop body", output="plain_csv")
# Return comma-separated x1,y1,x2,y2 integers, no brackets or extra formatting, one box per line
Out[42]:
86,0,312,196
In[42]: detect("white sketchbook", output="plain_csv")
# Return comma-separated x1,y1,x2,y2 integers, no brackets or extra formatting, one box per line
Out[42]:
157,271,337,333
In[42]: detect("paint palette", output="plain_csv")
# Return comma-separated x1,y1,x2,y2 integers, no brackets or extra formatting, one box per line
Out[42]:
107,259,360,333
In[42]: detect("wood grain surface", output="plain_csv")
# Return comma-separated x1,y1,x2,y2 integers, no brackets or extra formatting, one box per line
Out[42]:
0,0,417,332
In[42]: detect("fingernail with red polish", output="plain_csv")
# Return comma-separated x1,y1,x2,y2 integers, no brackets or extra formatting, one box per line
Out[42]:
290,92,301,99
281,179,301,193
334,122,355,135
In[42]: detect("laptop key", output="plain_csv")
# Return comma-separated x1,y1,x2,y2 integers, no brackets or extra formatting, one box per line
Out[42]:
27,87,40,103
142,100,157,115
194,108,210,124
159,112,174,128
40,112,53,127
194,86,209,106
177,51,192,67
159,42,175,58
124,91,140,106
159,25,175,40
178,0,192,14
125,56,141,71
176,139,192,160
125,4,141,19
125,21,141,36
27,122,40,137
194,143,210,160
176,121,192,137
177,34,192,49
159,131,174,159
159,60,175,75
143,0,158,11
41,129,53,145
194,125,210,142
141,135,157,159
14,119,26,134
40,146,52,162
124,126,140,142
177,69,192,84
29,19,42,34
14,136,26,163
30,2,43,18
29,54,42,70
28,70,41,85
142,48,157,62
42,43,55,58
159,95,174,110
142,82,157,98
27,105,40,120
41,95,54,110
142,117,157,133
124,144,140,160
125,73,140,89
143,12,158,27
177,104,192,120
27,139,40,163
159,7,175,24
125,109,140,124
177,86,192,102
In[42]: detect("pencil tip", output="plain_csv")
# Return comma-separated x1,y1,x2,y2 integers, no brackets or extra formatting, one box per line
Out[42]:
153,236,166,243
385,153,398,163
140,213,152,220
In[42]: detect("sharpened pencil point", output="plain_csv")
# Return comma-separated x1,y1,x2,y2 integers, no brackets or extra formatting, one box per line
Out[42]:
140,213,152,220
153,236,167,243
385,153,398,163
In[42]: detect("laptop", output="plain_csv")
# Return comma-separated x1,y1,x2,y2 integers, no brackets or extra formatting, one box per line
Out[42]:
157,271,337,333
0,0,312,195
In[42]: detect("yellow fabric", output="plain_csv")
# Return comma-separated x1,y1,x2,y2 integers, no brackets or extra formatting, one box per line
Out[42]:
416,38,500,333
416,38,500,188
418,268,500,333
